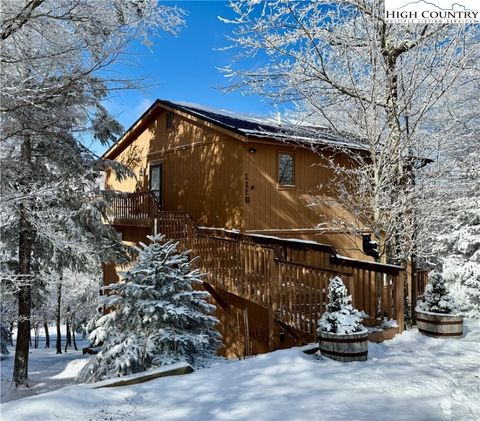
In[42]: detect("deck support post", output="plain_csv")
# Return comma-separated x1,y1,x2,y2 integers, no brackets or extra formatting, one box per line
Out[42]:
268,249,279,352
267,308,275,352
395,273,405,333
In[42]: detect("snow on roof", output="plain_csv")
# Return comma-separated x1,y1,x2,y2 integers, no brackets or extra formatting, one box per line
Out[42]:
158,100,369,151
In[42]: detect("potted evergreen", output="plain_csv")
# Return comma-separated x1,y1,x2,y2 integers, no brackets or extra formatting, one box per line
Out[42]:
317,276,368,362
416,271,463,338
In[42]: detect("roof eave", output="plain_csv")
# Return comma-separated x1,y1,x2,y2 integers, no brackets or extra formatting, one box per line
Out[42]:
101,99,371,161
102,99,162,160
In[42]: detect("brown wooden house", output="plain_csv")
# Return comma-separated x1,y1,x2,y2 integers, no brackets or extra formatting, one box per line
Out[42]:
103,100,372,257
102,99,407,358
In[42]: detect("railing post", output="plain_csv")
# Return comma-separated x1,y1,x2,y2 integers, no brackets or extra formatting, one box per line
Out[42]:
410,260,417,325
395,273,405,333
267,307,275,352
268,249,279,352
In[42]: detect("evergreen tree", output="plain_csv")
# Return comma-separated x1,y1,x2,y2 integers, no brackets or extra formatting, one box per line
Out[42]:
318,276,363,335
417,271,456,314
1,0,185,387
434,200,480,318
0,139,131,382
79,235,222,383
433,155,480,317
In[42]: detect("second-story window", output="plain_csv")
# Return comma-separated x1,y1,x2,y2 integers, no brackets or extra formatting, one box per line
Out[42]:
278,152,295,186
166,111,174,129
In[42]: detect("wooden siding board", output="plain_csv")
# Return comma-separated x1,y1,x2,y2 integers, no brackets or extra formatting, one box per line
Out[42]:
106,105,375,264
241,142,370,259
107,110,244,231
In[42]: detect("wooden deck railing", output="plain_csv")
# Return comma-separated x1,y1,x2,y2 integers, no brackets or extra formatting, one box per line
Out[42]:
415,268,429,298
103,194,405,336
105,191,161,226
147,212,405,336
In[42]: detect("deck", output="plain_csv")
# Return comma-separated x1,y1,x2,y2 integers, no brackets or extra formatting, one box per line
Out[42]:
105,191,407,350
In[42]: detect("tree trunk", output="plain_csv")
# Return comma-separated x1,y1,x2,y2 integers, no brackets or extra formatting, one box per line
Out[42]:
410,257,417,325
66,317,71,346
13,227,33,385
34,323,39,348
64,318,71,353
56,276,62,354
44,321,50,348
72,321,78,351
13,137,34,387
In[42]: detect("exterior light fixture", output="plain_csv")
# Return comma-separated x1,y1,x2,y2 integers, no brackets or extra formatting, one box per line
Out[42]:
362,234,379,259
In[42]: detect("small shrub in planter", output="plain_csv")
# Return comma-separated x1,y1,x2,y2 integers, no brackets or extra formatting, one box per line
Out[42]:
416,271,463,338
317,276,368,362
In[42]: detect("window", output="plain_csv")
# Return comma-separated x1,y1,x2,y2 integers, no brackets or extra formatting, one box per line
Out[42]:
149,164,163,205
166,112,174,129
278,153,295,186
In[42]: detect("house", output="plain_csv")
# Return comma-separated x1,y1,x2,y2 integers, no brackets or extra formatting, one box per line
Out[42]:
102,99,406,357
102,100,373,257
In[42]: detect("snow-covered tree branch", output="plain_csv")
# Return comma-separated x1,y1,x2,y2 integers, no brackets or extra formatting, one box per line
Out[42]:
0,0,185,386
221,0,479,266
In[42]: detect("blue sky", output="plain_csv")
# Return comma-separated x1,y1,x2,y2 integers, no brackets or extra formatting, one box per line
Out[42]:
89,1,275,155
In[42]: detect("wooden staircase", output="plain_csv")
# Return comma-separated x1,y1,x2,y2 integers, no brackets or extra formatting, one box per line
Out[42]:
105,191,406,353
153,212,404,343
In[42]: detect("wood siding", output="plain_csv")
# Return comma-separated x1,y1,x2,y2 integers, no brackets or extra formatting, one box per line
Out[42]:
105,103,370,259
105,120,155,193
244,142,367,258
106,109,244,229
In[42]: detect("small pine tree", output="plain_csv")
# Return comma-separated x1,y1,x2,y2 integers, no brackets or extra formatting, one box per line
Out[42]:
318,276,364,335
417,271,456,314
79,235,222,383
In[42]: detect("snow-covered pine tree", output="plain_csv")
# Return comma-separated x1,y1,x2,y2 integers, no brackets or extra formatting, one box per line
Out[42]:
434,202,480,317
420,142,480,318
1,0,185,386
318,276,364,335
417,271,456,315
79,235,222,383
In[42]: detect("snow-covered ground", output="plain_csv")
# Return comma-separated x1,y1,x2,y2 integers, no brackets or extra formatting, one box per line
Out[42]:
1,320,479,421
1,326,90,404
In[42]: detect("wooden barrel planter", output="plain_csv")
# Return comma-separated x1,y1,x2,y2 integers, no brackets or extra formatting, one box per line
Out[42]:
318,329,368,362
416,310,463,338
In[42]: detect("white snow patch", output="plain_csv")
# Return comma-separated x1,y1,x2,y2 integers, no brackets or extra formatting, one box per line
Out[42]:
1,327,91,403
2,320,479,421
50,359,89,380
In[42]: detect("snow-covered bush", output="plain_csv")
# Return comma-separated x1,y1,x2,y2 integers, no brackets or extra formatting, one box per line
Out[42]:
434,203,480,317
78,235,222,383
417,271,457,314
1,322,12,355
318,276,364,335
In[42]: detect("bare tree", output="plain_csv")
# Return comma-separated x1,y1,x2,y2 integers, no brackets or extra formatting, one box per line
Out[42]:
220,0,479,266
